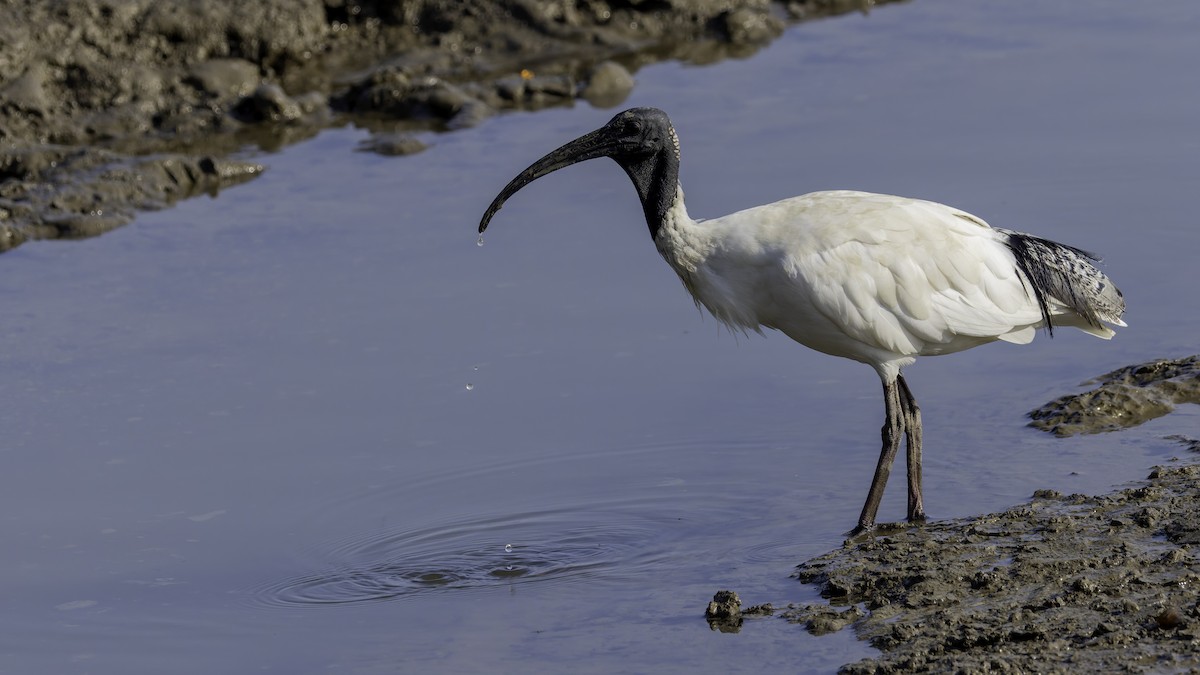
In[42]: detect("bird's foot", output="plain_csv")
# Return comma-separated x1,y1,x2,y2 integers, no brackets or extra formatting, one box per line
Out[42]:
846,519,921,540
847,523,872,539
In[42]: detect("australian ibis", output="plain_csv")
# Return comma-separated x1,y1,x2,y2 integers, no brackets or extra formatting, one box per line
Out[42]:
478,107,1126,534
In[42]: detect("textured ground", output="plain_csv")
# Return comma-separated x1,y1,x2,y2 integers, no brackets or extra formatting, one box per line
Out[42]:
709,356,1200,673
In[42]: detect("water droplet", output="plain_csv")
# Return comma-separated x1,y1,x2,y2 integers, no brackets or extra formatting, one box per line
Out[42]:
465,383,474,391
476,235,485,247
504,543,513,553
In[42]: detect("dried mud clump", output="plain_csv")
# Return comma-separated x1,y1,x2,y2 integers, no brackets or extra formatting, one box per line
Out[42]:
705,589,775,633
1028,355,1200,436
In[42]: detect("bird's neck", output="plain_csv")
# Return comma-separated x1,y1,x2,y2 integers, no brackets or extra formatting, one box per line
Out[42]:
651,184,707,278
618,148,681,241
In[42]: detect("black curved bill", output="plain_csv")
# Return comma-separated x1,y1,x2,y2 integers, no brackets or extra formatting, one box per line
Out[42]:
478,125,625,234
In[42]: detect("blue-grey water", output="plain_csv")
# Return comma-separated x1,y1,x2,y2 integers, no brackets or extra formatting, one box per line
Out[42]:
2,1,1198,672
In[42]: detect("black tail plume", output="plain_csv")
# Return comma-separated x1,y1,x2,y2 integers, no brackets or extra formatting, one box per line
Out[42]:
1000,229,1125,335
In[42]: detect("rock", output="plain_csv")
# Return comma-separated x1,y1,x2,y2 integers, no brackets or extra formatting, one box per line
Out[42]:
187,58,262,99
705,589,742,620
447,100,493,129
705,589,744,633
233,83,303,123
2,62,50,115
719,8,784,44
357,133,428,157
581,61,635,108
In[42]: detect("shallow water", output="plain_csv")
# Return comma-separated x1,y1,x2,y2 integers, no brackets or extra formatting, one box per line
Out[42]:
2,0,1199,672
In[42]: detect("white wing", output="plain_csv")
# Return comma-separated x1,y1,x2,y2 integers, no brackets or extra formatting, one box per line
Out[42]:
694,191,1046,365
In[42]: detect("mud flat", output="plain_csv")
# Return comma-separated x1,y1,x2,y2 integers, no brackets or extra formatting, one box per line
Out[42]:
710,356,1200,673
0,0,891,251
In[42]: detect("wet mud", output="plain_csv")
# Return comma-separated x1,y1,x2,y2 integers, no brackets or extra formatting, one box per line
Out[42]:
712,356,1200,673
0,0,887,250
1029,355,1200,437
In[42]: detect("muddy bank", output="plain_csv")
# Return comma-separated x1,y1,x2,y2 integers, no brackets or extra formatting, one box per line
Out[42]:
709,355,1200,672
0,0,892,251
1029,355,1200,437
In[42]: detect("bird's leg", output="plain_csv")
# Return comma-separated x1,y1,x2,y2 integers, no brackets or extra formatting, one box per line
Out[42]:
897,375,925,523
854,378,903,534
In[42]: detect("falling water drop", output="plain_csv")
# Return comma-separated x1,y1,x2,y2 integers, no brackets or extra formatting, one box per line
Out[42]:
504,543,513,553
465,383,474,391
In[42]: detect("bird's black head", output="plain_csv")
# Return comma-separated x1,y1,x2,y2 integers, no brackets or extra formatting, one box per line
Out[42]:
600,107,679,163
478,107,682,240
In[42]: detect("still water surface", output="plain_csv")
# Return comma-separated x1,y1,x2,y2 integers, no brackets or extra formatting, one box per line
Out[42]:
2,1,1198,672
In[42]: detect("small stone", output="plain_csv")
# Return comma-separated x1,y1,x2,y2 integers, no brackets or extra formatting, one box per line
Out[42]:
447,100,492,129
3,63,50,114
1071,577,1099,595
524,74,574,99
1156,606,1184,630
187,58,261,99
581,61,635,108
705,590,741,620
718,8,782,44
232,83,302,123
357,133,427,157
743,603,774,616
494,76,525,102
705,590,743,633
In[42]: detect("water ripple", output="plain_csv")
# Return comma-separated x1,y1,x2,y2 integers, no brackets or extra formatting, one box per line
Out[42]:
248,436,798,608
250,501,677,607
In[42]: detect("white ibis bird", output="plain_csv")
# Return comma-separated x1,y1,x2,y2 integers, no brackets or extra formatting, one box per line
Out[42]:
478,107,1126,533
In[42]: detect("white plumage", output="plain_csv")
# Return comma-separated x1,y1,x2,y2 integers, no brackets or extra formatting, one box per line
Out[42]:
480,108,1126,533
655,187,1122,382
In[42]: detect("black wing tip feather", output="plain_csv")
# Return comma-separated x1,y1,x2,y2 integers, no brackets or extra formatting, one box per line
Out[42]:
1003,231,1118,336
1004,233,1058,335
